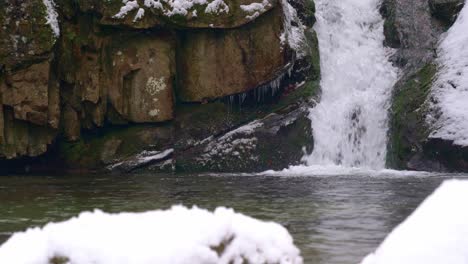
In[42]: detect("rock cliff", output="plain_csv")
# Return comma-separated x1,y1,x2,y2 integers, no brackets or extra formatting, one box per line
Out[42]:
0,0,320,173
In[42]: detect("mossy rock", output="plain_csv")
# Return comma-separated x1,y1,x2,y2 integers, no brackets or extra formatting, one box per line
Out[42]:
0,0,57,70
57,124,173,170
387,64,436,169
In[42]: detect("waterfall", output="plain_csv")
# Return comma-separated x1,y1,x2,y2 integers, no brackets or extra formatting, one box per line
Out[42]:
304,0,398,169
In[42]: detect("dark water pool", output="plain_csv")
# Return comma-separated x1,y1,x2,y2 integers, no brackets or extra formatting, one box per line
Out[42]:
0,172,466,263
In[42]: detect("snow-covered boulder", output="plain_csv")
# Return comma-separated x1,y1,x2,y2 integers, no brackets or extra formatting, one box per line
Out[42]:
361,179,468,264
0,206,303,264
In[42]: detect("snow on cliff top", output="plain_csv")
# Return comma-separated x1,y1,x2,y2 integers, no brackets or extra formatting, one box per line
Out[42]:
0,206,302,264
114,0,230,20
42,0,60,37
361,179,468,264
428,3,468,146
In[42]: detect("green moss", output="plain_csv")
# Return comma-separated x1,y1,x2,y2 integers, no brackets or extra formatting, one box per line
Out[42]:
387,64,436,168
270,80,319,112
49,256,69,264
31,0,56,50
58,124,171,169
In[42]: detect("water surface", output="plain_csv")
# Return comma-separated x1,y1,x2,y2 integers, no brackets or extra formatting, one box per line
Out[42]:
0,172,466,263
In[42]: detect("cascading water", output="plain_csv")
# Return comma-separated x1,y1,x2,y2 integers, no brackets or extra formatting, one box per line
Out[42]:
304,0,399,169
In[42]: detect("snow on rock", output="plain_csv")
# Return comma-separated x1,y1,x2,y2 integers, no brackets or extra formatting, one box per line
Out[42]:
428,3,468,146
114,0,229,21
205,0,230,14
197,121,263,167
42,0,60,37
361,179,468,264
114,0,141,19
241,0,271,20
280,0,306,56
107,148,174,172
0,206,303,264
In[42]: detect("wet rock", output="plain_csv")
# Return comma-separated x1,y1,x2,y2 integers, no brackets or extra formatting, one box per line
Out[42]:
176,6,290,102
62,105,81,141
57,125,174,170
429,0,465,26
0,108,56,159
175,101,314,172
380,0,441,69
423,139,468,172
387,64,436,169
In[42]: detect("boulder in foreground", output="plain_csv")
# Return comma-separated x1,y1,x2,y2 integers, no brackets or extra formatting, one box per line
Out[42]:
0,206,302,264
361,179,468,264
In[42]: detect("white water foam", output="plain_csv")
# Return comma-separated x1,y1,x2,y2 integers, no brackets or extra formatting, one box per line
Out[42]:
303,0,399,169
261,165,433,178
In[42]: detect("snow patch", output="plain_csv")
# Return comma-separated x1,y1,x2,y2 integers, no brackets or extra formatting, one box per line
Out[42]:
428,4,468,146
42,0,60,38
280,0,306,56
241,0,270,20
205,0,229,14
0,206,303,264
361,180,468,264
107,149,173,171
114,0,229,21
197,121,263,166
134,8,146,22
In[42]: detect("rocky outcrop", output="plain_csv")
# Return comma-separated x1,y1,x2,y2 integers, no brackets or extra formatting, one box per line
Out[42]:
0,0,320,173
0,0,57,70
175,101,314,173
49,80,317,173
60,0,278,29
0,0,59,159
177,6,289,102
385,0,467,172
